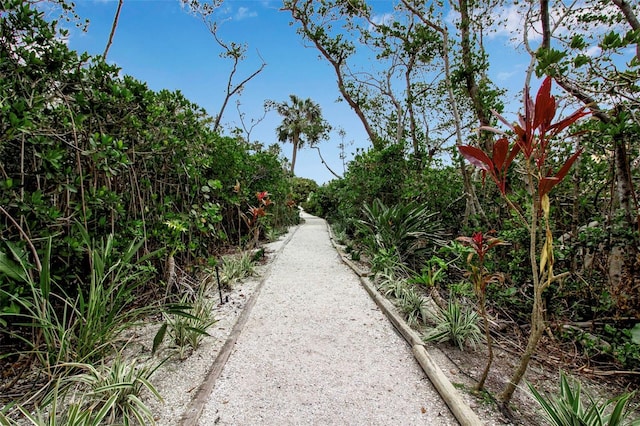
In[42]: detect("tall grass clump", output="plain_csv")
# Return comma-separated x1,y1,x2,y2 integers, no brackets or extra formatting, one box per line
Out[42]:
424,299,482,350
219,251,256,288
528,372,639,426
154,282,217,359
0,232,158,402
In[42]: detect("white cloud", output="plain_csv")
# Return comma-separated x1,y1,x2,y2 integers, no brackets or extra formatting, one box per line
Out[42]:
235,6,257,21
368,13,394,31
497,70,518,81
586,45,601,57
487,3,542,46
488,1,631,50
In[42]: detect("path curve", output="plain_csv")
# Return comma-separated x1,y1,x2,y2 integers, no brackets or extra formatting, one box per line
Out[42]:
192,213,460,425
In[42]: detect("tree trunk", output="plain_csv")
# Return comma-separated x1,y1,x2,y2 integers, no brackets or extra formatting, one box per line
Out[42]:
500,170,542,403
500,289,546,402
613,132,637,230
290,134,299,175
476,292,493,391
457,0,492,151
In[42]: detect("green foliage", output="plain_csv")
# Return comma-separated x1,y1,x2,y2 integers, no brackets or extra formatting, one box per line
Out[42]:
527,372,639,426
424,300,482,351
290,177,319,206
402,163,467,236
8,356,162,425
161,299,217,360
65,358,162,426
407,256,448,289
219,252,256,288
274,95,330,174
0,0,295,317
370,247,407,276
357,198,446,271
375,269,408,300
15,380,118,426
398,287,428,326
75,230,159,363
599,324,640,371
0,232,158,402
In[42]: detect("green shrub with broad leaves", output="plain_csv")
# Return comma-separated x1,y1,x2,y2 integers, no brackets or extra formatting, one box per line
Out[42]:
0,1,298,418
0,0,297,316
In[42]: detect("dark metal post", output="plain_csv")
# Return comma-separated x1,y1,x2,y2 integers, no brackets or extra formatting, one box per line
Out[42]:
215,265,224,304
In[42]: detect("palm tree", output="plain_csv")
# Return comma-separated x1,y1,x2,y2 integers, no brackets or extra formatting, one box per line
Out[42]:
275,95,328,175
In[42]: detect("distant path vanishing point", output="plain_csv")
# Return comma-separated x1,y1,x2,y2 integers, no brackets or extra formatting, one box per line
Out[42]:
191,212,459,425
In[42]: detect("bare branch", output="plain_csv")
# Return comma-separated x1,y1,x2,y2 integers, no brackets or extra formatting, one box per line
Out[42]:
103,0,124,60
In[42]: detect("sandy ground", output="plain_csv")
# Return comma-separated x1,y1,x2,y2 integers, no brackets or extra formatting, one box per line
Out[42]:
192,213,458,425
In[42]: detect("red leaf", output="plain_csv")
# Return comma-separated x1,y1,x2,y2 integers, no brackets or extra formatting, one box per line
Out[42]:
549,106,590,136
505,141,522,170
491,109,515,131
458,145,494,171
539,176,560,198
534,76,556,130
492,138,509,171
513,124,533,158
554,148,583,183
538,149,582,198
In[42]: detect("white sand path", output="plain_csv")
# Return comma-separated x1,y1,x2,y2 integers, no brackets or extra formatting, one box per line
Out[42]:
195,213,458,425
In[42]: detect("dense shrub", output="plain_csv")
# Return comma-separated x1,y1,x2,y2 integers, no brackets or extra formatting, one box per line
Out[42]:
0,2,296,313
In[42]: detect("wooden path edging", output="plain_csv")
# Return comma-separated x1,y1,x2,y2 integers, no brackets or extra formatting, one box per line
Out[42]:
179,225,300,426
328,224,484,426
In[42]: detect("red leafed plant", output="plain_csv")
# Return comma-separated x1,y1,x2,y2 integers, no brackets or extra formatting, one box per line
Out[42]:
458,76,590,403
244,191,273,249
456,231,507,391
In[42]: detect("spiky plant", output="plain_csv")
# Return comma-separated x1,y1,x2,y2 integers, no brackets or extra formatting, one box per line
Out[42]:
153,283,217,359
15,357,163,426
219,251,256,288
376,269,408,300
527,372,639,426
63,358,163,426
357,198,447,271
424,300,482,351
398,288,428,326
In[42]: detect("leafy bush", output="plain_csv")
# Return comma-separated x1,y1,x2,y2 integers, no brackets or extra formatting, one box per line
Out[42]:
290,177,319,206
0,234,156,378
357,198,447,271
0,1,296,315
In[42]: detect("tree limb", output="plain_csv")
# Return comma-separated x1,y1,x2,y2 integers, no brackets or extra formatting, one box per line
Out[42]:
103,0,124,60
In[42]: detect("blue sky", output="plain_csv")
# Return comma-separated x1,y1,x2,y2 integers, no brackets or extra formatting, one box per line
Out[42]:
62,0,530,184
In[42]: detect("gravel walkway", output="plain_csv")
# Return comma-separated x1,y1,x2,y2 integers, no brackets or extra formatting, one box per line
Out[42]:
197,213,458,425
